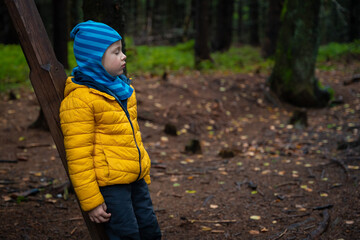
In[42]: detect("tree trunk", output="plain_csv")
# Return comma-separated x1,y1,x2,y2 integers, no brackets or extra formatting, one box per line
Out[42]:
268,0,331,108
53,0,68,69
145,0,152,36
237,0,243,43
70,0,83,27
152,0,162,37
212,0,235,52
29,109,49,131
261,0,283,58
0,1,19,44
194,0,211,67
249,0,259,46
83,0,125,36
182,0,194,42
349,0,360,41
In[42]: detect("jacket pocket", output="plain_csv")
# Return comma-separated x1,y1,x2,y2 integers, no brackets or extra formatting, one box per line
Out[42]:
98,134,110,179
103,150,110,178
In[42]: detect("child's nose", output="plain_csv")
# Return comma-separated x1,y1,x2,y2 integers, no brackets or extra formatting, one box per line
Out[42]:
122,53,126,60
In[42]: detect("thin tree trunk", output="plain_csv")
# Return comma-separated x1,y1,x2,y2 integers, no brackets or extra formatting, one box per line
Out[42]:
261,0,283,58
237,0,243,43
182,0,194,42
249,0,259,46
0,1,19,44
144,0,153,37
53,0,68,69
268,0,331,108
212,0,235,52
195,0,211,67
349,0,360,41
70,0,83,27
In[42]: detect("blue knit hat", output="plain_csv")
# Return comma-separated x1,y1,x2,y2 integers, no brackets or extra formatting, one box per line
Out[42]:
70,20,133,100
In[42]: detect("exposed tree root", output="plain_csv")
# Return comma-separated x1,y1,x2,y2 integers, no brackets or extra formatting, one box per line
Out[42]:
303,209,330,240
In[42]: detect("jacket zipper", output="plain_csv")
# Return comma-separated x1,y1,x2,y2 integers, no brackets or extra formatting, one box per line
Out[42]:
115,99,142,181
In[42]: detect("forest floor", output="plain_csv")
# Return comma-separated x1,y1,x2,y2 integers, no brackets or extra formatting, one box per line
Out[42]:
0,62,360,240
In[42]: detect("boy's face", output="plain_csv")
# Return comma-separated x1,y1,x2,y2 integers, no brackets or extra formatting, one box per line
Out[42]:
102,40,126,77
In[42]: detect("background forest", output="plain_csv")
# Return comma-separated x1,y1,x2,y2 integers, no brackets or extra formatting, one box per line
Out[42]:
1,0,360,239
1,0,359,91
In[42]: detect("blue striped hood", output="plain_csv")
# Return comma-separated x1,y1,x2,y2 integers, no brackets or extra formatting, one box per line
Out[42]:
70,20,133,100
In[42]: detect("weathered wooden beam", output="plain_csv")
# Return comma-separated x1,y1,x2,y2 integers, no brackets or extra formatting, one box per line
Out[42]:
4,0,107,239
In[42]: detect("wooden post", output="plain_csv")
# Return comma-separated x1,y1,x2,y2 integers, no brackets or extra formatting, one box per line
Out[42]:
4,0,108,239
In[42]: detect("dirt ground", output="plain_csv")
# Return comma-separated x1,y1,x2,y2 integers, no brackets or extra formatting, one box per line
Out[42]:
0,64,359,240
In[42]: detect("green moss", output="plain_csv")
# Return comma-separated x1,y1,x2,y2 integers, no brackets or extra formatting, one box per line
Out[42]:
0,40,358,93
283,68,293,85
317,41,360,62
0,44,30,92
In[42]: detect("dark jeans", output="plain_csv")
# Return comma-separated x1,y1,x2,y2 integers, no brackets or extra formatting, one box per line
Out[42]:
100,179,162,240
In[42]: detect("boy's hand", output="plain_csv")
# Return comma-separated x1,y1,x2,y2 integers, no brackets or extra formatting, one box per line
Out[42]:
88,203,111,223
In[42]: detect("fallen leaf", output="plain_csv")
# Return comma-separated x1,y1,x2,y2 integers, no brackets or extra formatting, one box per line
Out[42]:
46,199,57,203
250,215,261,220
201,226,212,231
154,103,162,108
170,176,178,182
160,136,168,142
210,204,218,209
185,190,196,194
32,172,42,177
173,183,180,187
345,220,354,225
348,165,359,170
249,230,260,235
2,195,11,202
186,158,194,163
45,193,53,199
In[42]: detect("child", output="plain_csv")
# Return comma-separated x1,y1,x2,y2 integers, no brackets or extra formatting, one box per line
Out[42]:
60,20,162,240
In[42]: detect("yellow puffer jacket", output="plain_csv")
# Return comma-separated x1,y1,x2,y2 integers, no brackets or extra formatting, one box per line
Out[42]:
60,77,151,211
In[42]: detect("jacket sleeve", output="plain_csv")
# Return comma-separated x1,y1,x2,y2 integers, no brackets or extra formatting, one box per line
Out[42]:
60,96,104,211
